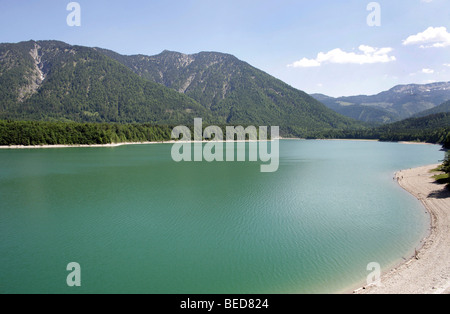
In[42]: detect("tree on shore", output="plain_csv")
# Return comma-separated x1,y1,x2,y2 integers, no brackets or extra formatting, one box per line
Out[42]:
443,155,450,175
444,132,450,149
441,153,450,190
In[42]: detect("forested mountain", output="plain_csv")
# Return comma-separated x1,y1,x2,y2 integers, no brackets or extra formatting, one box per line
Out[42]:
312,82,450,123
0,40,213,124
0,40,361,137
96,48,361,135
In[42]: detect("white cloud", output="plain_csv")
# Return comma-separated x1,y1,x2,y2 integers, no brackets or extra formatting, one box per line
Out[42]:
403,26,450,48
288,45,396,68
444,63,450,67
422,68,434,74
289,58,321,68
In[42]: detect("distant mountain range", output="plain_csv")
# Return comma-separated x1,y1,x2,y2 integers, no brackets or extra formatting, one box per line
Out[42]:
312,82,450,124
0,40,359,137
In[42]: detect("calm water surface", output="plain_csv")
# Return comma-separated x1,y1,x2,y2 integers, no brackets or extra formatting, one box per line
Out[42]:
0,140,444,293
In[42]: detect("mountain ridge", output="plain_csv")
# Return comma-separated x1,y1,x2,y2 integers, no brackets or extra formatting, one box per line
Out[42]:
97,46,362,135
312,81,450,123
0,40,361,137
0,40,211,124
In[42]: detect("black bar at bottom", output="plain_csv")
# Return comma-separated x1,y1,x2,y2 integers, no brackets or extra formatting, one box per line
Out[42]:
158,294,346,312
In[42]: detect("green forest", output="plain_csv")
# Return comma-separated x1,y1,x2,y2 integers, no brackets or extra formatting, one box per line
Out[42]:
0,118,448,148
0,120,174,146
0,120,272,145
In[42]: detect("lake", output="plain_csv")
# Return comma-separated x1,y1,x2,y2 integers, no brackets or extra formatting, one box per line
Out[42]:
0,140,444,293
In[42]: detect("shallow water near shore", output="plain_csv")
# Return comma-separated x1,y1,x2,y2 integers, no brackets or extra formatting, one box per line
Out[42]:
0,140,444,293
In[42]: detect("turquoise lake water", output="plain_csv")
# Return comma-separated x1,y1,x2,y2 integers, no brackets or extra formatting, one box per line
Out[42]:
0,140,445,293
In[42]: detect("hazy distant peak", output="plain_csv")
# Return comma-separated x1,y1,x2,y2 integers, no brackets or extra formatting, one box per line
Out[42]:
389,82,450,94
311,81,450,123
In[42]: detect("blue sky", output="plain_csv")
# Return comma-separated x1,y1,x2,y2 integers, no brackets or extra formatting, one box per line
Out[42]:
0,0,449,96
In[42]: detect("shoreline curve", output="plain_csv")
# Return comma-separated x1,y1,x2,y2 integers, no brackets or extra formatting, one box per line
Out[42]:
355,164,450,294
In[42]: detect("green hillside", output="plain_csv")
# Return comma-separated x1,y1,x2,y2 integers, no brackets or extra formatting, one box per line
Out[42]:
98,48,362,136
413,100,450,118
374,113,449,144
0,41,212,124
380,112,450,131
0,41,364,138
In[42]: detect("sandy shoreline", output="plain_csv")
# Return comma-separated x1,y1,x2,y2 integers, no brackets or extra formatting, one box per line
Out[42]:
355,164,450,294
0,141,179,149
0,139,278,149
0,139,432,149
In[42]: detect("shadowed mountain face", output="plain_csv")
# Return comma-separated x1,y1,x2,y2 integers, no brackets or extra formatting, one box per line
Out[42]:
0,40,360,136
413,100,450,118
312,82,450,124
